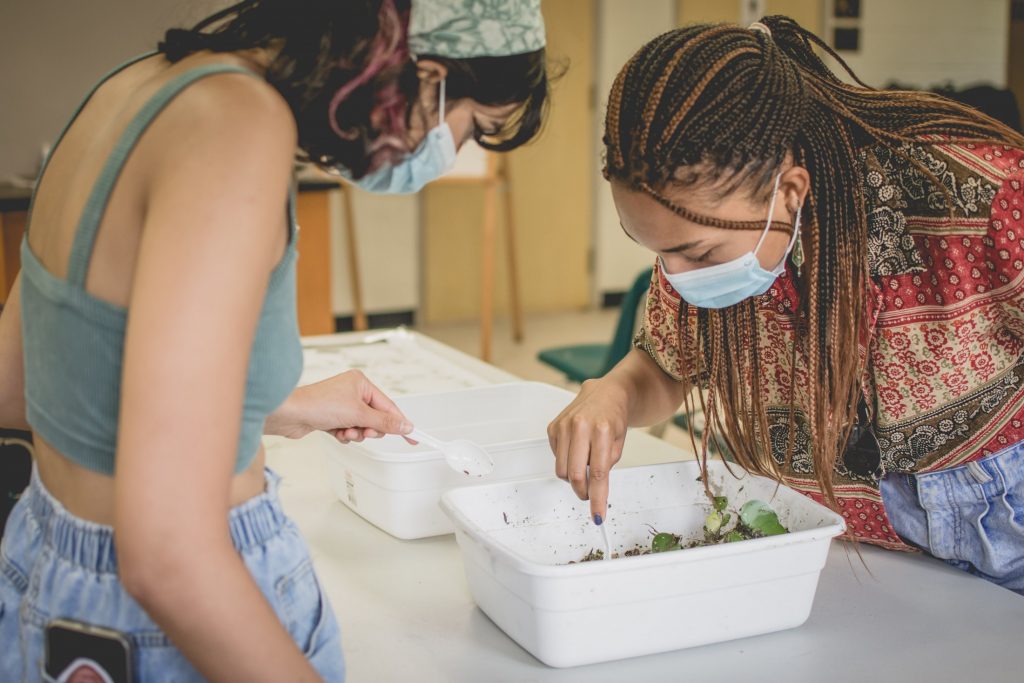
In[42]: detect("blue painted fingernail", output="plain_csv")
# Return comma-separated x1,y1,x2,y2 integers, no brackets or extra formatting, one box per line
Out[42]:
593,513,603,526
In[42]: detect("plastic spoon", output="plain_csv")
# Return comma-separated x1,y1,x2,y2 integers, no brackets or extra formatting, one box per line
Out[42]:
409,428,494,477
599,518,611,561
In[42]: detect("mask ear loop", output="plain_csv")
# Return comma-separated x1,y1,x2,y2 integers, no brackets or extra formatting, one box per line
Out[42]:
438,78,446,127
752,172,784,256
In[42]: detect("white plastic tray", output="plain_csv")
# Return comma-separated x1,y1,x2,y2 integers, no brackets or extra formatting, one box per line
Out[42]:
440,459,846,667
324,382,574,539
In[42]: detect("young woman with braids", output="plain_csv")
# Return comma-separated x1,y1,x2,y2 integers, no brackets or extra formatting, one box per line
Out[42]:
0,1,549,680
549,16,1024,594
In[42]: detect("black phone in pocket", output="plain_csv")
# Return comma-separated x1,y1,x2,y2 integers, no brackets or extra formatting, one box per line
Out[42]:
44,618,131,683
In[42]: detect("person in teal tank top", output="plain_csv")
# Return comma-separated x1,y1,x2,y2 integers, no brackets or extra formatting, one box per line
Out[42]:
0,1,550,681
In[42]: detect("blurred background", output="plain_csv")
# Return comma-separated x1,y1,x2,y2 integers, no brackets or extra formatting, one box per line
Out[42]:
1,0,1021,388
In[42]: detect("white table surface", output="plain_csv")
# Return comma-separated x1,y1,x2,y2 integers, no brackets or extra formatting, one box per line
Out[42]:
267,330,1024,682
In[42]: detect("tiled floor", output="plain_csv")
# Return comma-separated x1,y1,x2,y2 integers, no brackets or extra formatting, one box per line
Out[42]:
417,309,697,455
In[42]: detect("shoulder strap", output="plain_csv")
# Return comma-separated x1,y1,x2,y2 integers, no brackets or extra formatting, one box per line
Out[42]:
66,62,258,287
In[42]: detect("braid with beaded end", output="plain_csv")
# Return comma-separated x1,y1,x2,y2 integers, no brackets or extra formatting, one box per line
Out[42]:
603,16,1024,508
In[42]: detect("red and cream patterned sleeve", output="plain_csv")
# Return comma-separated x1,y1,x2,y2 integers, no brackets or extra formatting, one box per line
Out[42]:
632,263,692,383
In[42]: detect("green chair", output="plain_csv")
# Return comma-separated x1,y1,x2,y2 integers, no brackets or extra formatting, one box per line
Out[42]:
537,267,721,455
537,267,653,383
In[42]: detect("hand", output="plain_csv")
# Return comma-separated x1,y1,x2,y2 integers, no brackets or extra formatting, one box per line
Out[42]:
267,370,413,444
547,377,631,527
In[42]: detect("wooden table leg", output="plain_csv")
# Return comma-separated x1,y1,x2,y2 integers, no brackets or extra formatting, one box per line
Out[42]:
501,161,524,343
340,184,368,331
294,190,335,336
480,178,499,362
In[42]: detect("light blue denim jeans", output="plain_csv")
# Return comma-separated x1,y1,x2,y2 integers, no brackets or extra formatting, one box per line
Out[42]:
0,467,345,682
880,442,1024,594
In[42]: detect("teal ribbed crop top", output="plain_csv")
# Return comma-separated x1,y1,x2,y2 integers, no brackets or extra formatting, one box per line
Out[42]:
20,53,303,476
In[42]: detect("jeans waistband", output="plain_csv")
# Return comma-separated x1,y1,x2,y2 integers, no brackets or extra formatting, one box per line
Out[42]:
915,441,1024,506
25,465,288,574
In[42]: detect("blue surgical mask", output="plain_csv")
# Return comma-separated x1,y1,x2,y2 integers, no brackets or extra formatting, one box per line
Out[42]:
342,80,457,194
660,173,801,309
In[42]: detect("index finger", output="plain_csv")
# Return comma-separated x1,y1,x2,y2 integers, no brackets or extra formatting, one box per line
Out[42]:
590,431,626,526
364,377,407,418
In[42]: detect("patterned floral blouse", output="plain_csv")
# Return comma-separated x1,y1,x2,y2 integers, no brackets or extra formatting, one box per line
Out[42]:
635,139,1024,550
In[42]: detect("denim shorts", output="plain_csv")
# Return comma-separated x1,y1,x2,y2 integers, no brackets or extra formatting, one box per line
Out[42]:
880,442,1024,594
0,466,345,682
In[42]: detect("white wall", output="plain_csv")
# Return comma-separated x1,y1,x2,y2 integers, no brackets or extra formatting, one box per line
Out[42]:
329,190,419,316
592,0,676,301
824,0,1010,89
0,0,419,318
0,0,222,179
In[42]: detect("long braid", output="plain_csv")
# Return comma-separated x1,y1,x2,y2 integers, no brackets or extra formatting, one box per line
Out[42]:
604,16,1024,507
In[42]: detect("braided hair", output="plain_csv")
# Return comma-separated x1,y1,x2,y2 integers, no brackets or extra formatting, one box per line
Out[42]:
604,16,1024,505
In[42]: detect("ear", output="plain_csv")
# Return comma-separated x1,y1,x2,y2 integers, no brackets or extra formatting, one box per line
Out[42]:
416,59,448,84
779,164,811,217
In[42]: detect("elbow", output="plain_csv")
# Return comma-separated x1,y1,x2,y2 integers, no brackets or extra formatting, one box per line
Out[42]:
117,537,170,606
116,528,212,609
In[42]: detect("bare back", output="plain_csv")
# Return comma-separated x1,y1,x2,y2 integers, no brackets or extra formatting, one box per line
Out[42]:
28,50,289,523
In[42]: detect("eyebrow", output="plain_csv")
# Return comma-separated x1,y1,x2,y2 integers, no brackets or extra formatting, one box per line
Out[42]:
662,240,704,254
618,222,703,253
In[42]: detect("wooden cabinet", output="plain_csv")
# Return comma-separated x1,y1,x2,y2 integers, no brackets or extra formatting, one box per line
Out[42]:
0,183,335,335
294,183,336,336
0,185,31,305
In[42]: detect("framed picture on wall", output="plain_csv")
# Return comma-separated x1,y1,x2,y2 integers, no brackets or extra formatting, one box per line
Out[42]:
834,0,861,19
825,0,862,53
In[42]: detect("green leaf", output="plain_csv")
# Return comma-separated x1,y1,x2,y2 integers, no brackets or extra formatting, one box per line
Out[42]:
651,532,681,553
738,500,788,536
723,530,745,543
713,495,728,512
704,510,724,535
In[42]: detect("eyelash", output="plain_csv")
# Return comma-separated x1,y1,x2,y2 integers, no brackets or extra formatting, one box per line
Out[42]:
689,249,714,263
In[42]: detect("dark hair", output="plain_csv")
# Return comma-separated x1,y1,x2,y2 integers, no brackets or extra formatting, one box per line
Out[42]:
159,0,550,177
410,51,550,151
603,16,1024,506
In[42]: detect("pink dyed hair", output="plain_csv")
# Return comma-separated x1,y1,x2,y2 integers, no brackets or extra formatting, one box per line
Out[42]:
327,0,410,142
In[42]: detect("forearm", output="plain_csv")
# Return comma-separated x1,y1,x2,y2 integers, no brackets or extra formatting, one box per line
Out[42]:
263,388,306,438
605,347,687,428
123,541,320,683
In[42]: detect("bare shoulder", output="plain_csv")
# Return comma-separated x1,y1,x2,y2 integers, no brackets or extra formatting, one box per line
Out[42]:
146,68,297,178
138,67,298,268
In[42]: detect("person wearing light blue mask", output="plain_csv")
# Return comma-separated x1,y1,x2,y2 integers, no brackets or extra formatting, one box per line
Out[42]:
342,78,457,194
552,15,1024,601
657,172,802,309
340,0,549,194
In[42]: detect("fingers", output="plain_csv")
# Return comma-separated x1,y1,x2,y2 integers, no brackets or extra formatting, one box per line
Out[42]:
366,382,404,415
567,417,591,501
357,407,411,436
549,414,569,481
588,431,624,525
548,405,626,525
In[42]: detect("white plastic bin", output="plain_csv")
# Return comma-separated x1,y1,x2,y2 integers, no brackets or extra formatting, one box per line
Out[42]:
324,382,574,539
440,460,846,667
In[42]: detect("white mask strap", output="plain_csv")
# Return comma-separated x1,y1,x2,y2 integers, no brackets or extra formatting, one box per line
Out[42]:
438,79,446,126
753,172,783,255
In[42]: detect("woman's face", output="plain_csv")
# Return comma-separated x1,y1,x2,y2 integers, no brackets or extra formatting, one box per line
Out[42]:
611,166,810,276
